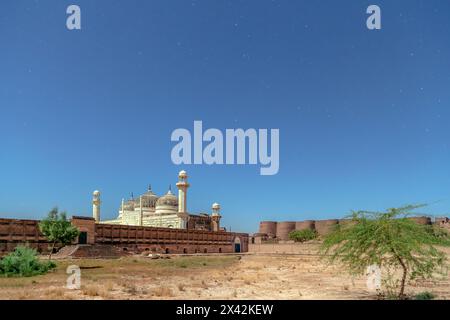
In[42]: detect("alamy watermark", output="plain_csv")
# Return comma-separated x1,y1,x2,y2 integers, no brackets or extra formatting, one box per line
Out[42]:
66,5,81,30
65,4,381,31
367,5,381,30
66,265,81,290
171,121,279,176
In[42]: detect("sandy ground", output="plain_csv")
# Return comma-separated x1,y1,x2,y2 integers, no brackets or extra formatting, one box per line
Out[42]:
0,253,449,300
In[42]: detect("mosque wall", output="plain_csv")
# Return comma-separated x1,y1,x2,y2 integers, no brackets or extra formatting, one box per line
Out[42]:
142,214,184,229
101,215,185,229
187,215,214,231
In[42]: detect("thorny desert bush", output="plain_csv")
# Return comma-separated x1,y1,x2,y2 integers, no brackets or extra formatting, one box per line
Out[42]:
321,204,450,299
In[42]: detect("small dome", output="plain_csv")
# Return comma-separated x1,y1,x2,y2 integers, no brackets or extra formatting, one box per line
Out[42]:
178,170,187,179
212,203,220,210
93,190,100,196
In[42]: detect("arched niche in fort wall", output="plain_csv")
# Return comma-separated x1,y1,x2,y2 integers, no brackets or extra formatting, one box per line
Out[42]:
233,235,249,253
233,237,241,253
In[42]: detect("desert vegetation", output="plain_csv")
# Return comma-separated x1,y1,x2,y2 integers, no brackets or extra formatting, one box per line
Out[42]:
321,204,450,299
289,229,317,243
0,246,56,277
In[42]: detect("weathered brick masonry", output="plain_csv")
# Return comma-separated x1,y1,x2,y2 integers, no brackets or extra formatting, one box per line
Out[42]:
0,217,248,256
0,218,50,254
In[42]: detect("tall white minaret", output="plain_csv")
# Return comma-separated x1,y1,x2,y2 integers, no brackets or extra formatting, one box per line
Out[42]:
176,170,189,213
92,190,101,222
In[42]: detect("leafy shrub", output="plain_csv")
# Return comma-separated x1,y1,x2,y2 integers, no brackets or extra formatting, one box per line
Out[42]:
288,229,317,242
39,207,79,259
415,291,436,300
426,225,450,240
0,246,56,277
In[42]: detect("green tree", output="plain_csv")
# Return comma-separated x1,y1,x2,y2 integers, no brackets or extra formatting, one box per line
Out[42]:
38,207,79,260
288,229,317,243
320,204,450,299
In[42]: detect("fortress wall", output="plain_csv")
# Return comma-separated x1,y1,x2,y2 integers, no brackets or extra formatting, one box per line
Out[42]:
249,243,450,256
1,217,249,256
276,222,296,240
259,221,277,238
94,223,248,254
436,218,450,231
310,219,339,236
248,242,321,255
295,220,315,231
408,217,432,225
0,218,50,255
71,216,96,244
255,216,442,243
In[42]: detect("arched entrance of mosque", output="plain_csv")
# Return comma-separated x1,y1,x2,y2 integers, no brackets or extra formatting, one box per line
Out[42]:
234,237,241,253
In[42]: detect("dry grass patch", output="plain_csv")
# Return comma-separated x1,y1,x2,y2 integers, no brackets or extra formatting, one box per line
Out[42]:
82,285,101,297
152,286,174,297
81,285,115,299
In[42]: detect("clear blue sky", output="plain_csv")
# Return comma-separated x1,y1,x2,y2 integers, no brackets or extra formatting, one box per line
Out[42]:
1,0,449,233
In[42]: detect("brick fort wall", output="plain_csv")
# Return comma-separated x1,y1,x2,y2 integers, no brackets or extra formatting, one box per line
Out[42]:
1,217,248,256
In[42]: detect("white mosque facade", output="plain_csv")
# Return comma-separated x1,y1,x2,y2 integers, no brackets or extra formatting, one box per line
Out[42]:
92,171,222,232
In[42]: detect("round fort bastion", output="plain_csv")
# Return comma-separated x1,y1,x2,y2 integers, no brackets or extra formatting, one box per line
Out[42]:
276,221,296,240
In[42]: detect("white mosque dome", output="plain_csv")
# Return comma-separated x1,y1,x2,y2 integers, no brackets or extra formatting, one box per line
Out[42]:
155,188,178,214
139,186,159,208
